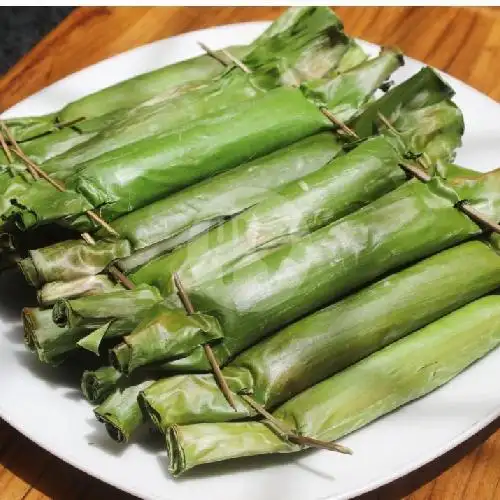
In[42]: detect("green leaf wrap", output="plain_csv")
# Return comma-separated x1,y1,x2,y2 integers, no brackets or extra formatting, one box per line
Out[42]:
131,135,405,296
81,366,123,405
160,171,500,372
5,87,332,229
37,274,117,307
140,236,500,427
52,283,162,330
166,295,500,475
32,8,350,179
18,239,131,287
94,380,155,443
109,132,344,260
110,306,223,374
3,43,248,142
22,307,87,365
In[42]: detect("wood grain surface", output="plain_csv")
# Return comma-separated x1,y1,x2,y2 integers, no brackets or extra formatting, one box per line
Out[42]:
0,6,499,500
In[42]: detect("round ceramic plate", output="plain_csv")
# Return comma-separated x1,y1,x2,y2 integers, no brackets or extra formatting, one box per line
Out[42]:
1,21,500,500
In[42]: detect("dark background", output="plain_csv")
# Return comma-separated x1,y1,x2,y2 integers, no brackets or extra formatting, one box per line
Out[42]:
0,6,74,76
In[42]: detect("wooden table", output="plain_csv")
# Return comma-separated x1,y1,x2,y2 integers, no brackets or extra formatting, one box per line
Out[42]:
0,6,499,500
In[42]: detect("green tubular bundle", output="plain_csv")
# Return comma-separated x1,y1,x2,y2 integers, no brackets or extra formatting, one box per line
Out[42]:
81,365,123,405
2,50,401,231
165,295,500,475
7,8,500,481
3,7,345,143
139,235,500,428
153,171,500,373
50,284,164,354
15,48,403,288
0,6,353,226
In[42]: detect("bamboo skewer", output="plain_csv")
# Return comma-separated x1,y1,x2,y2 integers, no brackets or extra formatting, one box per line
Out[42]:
0,120,118,237
107,264,137,291
219,48,252,74
197,42,231,67
0,131,13,164
173,272,238,411
457,202,500,234
240,394,352,455
0,121,39,179
377,112,500,232
320,108,359,139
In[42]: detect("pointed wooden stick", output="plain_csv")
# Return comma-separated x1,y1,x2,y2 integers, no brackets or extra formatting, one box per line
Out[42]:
197,41,230,67
320,108,359,139
457,202,500,235
85,210,120,237
240,394,352,455
0,120,119,237
173,272,238,411
107,263,136,290
219,48,252,74
399,161,431,182
198,41,251,74
81,232,96,245
0,131,13,164
376,112,500,232
0,121,39,179
376,111,398,135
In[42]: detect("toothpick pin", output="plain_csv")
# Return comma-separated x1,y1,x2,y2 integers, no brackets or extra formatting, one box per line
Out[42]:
0,121,39,179
197,41,251,74
0,131,13,164
0,120,119,237
240,394,352,455
197,41,230,67
377,112,500,234
321,108,359,139
173,272,238,410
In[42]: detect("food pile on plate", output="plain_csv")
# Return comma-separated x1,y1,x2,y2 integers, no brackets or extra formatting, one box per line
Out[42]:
1,7,499,476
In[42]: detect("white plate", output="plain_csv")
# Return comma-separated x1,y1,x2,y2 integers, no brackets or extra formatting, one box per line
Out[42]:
1,21,500,500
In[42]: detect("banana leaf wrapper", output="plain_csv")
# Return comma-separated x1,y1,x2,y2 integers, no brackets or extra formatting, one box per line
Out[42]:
2,5,346,190
37,274,118,307
22,307,87,365
111,132,344,268
5,6,343,142
26,132,344,284
128,131,410,300
94,380,155,443
4,86,331,229
51,284,163,353
2,44,248,143
158,170,500,373
23,49,399,284
81,366,124,405
32,8,352,179
110,305,224,374
3,48,402,231
18,238,131,287
118,136,407,369
165,294,500,475
140,235,500,428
